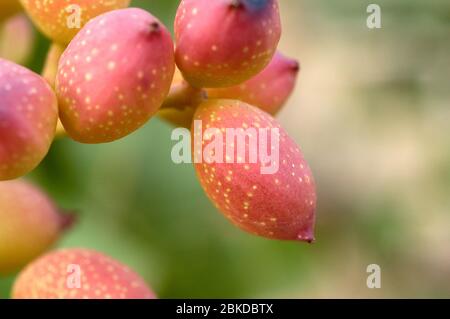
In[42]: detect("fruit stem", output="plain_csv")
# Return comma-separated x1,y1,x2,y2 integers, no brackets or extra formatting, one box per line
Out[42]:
161,80,207,111
41,42,65,89
230,0,244,8
55,121,66,138
41,43,67,139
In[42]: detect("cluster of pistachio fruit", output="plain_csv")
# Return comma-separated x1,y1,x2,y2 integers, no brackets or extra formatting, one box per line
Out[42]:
0,0,316,299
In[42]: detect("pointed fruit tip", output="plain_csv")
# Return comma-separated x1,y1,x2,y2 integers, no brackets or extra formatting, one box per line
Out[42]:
58,210,77,232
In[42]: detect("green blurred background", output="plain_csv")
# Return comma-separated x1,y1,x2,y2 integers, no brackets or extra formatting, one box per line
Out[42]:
1,0,450,298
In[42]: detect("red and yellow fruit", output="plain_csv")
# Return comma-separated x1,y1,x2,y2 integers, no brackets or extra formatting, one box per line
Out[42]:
0,58,58,180
0,180,73,274
175,0,281,88
56,8,175,143
19,0,131,44
192,99,316,241
12,248,156,299
207,52,300,115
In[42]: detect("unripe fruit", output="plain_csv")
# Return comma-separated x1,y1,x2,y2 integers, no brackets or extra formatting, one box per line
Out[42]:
175,0,281,88
207,52,300,115
0,14,35,65
192,99,316,241
13,248,156,299
0,58,58,180
56,8,175,143
0,0,22,23
19,0,131,44
0,180,73,274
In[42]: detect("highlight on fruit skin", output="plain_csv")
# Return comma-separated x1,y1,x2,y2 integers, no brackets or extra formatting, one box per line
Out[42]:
0,58,58,181
0,14,35,65
0,0,22,23
56,8,175,144
19,0,131,44
0,180,73,275
12,248,156,299
207,52,300,115
192,99,316,242
175,0,282,88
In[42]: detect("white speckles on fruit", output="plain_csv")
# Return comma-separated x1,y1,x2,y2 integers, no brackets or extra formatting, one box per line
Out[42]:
192,99,316,242
56,8,175,143
12,248,156,299
207,52,300,115
19,0,131,44
175,0,282,88
0,59,58,180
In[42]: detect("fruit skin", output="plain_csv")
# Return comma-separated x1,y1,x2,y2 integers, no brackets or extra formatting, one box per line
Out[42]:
0,58,58,180
12,248,156,299
0,180,72,274
158,67,193,128
192,99,316,241
56,8,175,144
0,14,35,65
159,51,299,127
175,0,281,88
19,0,131,45
0,0,22,23
207,52,300,115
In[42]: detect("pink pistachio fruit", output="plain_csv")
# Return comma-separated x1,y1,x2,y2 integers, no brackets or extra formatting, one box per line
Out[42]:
207,52,300,115
19,0,131,44
0,58,58,180
13,248,156,299
56,8,175,143
192,99,316,241
0,180,73,274
175,0,282,88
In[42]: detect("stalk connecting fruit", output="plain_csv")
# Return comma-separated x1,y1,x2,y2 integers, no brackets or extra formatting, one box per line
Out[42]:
0,0,318,299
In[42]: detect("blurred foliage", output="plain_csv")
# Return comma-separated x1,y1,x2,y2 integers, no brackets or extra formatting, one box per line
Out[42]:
1,0,450,298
